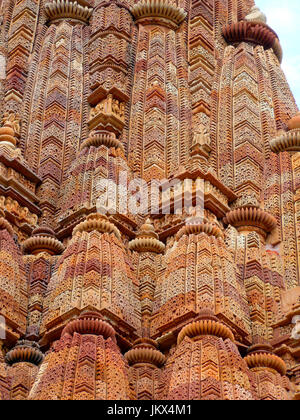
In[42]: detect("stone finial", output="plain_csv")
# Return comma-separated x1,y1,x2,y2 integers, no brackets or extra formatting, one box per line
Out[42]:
22,225,65,255
287,111,300,131
223,206,277,239
125,338,166,367
176,218,223,241
129,218,165,253
245,343,287,376
62,311,116,341
45,0,93,24
73,213,121,240
223,17,282,63
0,112,20,147
80,130,124,152
5,340,43,366
177,316,235,344
270,113,300,153
245,6,267,24
131,0,186,30
0,211,14,236
191,124,212,159
138,218,159,240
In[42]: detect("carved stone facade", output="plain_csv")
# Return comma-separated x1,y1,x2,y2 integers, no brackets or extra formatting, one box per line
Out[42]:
0,0,299,400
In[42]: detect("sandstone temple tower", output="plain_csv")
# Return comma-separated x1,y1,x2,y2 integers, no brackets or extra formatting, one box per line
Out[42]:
0,0,299,400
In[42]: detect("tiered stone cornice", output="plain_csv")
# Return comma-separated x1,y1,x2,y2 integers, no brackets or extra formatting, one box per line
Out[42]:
125,338,165,367
270,113,300,153
22,226,64,255
80,130,124,152
5,340,43,366
177,311,235,344
73,213,121,240
131,0,186,30
223,206,277,238
176,217,223,241
245,344,286,376
129,219,165,253
62,312,116,340
222,21,282,62
45,0,93,24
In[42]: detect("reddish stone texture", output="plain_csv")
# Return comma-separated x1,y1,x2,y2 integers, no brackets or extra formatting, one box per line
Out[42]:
0,0,298,400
